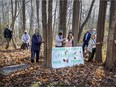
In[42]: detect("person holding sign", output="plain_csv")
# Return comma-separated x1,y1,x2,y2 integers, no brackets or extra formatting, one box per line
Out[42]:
63,34,74,47
87,34,101,62
55,30,64,47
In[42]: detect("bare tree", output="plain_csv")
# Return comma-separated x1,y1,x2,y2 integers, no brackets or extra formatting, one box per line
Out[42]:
36,0,40,28
22,0,25,31
95,1,107,62
29,0,34,37
59,0,67,39
46,0,53,67
42,0,47,67
72,0,80,46
10,0,18,49
105,0,116,71
78,0,95,42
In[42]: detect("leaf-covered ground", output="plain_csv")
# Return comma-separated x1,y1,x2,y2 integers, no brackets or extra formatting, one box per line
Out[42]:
0,48,116,87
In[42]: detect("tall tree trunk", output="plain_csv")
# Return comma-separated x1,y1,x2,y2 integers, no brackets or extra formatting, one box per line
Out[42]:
72,0,80,46
95,1,107,62
2,0,5,25
46,0,53,67
29,0,34,37
59,0,67,39
42,0,47,67
36,0,40,28
53,0,58,35
105,0,116,71
22,0,25,32
19,0,23,38
78,0,95,42
11,0,18,49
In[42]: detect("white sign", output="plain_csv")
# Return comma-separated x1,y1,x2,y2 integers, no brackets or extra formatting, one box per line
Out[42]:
52,47,84,68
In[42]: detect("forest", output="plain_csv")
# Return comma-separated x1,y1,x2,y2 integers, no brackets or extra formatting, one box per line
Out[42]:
0,0,116,86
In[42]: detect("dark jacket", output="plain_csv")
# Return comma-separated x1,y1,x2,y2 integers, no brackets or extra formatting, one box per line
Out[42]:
83,31,91,42
31,34,42,50
4,28,12,38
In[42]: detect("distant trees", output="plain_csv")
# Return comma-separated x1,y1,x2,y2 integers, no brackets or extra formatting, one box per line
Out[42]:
78,0,95,42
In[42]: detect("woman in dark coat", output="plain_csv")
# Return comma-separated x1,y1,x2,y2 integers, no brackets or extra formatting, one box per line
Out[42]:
31,29,43,63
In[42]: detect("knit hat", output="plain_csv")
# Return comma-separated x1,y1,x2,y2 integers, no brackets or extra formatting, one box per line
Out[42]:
35,29,40,34
24,30,28,33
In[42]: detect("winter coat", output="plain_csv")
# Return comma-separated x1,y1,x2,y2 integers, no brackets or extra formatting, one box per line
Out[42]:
88,38,96,53
4,28,12,38
83,31,91,42
21,33,30,43
55,35,63,47
31,34,42,50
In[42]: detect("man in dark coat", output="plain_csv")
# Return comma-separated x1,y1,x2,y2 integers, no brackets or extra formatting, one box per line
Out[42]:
82,29,92,53
4,25,12,49
31,29,43,63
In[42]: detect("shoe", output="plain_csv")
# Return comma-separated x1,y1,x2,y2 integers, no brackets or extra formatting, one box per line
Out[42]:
31,59,34,63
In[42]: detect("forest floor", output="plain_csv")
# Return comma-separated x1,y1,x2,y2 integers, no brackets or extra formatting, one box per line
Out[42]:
0,46,116,87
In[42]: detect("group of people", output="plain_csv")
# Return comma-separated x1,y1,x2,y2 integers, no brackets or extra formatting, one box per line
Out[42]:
55,30,74,47
55,28,98,62
4,25,43,63
3,25,116,63
82,29,98,62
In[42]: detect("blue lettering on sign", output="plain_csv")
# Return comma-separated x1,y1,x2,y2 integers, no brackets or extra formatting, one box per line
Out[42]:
71,60,82,63
53,61,61,64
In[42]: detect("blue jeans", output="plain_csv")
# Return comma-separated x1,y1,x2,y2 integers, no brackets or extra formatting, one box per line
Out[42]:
82,41,88,52
31,50,40,62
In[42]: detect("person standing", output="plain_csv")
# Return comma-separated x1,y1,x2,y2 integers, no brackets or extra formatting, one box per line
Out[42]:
64,34,74,47
87,34,101,62
82,29,92,53
4,25,12,49
21,30,30,50
31,29,43,63
55,30,64,47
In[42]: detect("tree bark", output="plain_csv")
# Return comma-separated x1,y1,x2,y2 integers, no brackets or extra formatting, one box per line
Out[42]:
72,0,80,46
78,0,95,42
42,0,47,67
59,0,67,38
22,0,25,31
46,0,53,68
10,0,18,49
29,0,34,37
105,0,116,71
36,0,40,28
53,0,58,35
95,1,107,62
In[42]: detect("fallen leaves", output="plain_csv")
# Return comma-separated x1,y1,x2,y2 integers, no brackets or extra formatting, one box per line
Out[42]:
0,49,116,87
